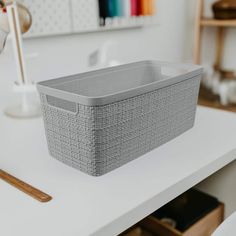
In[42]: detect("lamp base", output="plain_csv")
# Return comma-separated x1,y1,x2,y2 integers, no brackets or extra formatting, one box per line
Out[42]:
4,82,41,119
4,103,41,119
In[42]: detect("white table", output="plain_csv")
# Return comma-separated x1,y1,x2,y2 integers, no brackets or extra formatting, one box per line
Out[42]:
1,106,236,236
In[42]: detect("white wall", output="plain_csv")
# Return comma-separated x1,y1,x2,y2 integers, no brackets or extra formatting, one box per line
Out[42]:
1,0,188,84
185,0,236,69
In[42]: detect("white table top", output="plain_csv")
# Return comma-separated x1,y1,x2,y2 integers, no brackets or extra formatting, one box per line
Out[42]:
1,106,236,236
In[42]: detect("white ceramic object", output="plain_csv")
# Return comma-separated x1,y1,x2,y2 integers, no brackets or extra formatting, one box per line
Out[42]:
219,81,236,106
4,82,41,119
201,66,220,93
202,65,236,106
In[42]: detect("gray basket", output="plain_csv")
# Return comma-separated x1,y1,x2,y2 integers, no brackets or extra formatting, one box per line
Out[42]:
37,61,202,176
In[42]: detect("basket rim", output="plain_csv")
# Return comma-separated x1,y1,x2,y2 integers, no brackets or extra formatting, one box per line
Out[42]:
37,60,203,106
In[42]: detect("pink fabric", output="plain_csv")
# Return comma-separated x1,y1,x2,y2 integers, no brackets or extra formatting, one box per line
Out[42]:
130,0,137,16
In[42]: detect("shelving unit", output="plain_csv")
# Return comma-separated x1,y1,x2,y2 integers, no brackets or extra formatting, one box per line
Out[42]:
198,97,236,112
200,18,236,27
194,0,236,112
194,0,236,68
198,85,236,112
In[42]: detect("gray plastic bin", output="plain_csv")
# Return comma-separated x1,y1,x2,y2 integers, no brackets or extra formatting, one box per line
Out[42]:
37,61,202,176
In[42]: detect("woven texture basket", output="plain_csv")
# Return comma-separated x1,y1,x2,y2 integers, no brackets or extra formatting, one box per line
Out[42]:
39,73,201,176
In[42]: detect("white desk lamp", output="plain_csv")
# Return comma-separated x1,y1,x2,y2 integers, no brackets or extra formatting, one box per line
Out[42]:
1,2,41,118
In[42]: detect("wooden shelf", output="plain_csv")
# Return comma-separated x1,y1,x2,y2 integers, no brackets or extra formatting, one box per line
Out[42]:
198,86,236,113
198,97,236,113
200,18,236,27
194,0,236,63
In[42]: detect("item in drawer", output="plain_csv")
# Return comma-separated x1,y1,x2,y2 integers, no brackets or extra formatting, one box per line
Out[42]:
152,189,220,231
140,203,224,236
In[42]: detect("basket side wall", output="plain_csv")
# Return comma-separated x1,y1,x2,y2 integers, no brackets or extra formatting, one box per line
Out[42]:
92,76,201,175
39,75,201,176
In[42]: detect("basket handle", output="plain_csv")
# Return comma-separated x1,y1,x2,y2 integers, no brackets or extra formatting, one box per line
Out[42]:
45,95,79,115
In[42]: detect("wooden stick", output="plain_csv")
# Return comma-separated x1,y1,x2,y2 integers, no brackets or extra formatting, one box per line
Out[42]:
0,169,52,203
214,27,225,72
7,2,29,84
193,0,204,64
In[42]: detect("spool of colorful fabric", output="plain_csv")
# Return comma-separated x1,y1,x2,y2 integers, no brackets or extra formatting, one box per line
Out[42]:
98,0,108,19
137,0,155,16
98,0,155,20
147,0,155,15
130,0,138,16
107,0,116,17
114,0,122,16
121,0,131,17
141,0,149,15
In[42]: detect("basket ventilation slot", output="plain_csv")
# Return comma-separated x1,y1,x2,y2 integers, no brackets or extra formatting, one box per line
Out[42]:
46,95,77,113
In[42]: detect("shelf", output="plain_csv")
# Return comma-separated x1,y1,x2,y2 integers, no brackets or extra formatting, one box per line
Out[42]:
198,97,236,113
198,85,236,112
200,18,236,27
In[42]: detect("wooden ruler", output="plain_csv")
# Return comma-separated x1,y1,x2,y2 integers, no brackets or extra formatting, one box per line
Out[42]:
0,169,52,203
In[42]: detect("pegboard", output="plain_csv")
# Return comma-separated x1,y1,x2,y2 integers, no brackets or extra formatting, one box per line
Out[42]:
19,0,72,37
17,0,157,38
71,0,99,32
